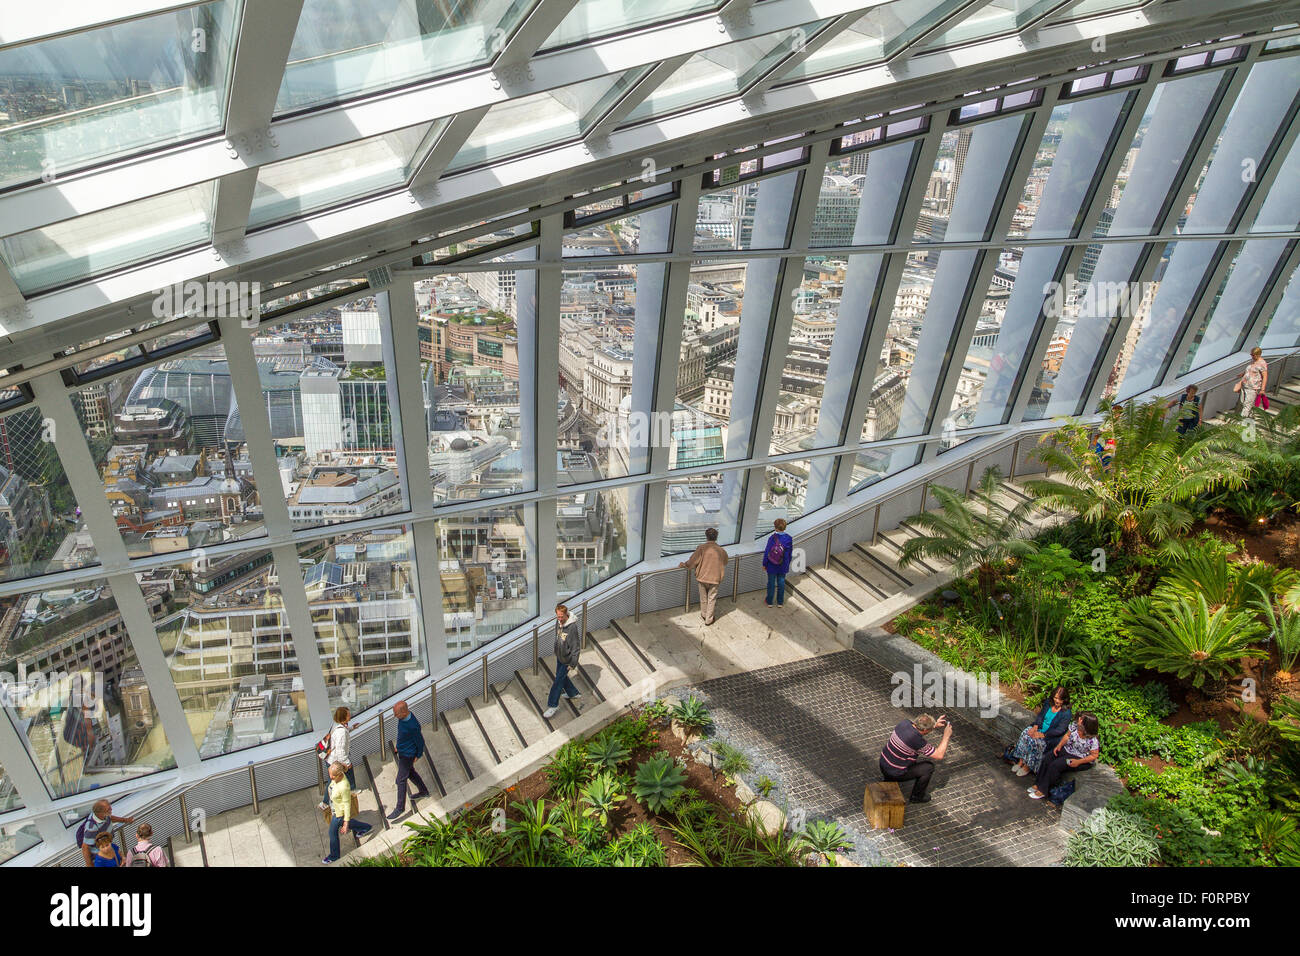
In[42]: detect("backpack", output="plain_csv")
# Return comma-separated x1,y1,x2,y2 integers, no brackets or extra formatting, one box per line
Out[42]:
129,843,156,867
765,535,786,567
1048,779,1076,806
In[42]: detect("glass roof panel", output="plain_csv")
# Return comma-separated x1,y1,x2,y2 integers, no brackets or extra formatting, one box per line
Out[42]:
542,0,725,51
249,120,443,229
0,180,215,294
0,0,239,190
623,22,831,124
917,0,1066,51
446,69,648,172
274,0,536,117
779,0,971,82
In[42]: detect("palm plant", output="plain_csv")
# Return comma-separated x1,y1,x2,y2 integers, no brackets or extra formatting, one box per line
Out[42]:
1251,584,1300,679
1123,593,1265,689
1151,552,1289,614
897,465,1039,599
1026,400,1248,553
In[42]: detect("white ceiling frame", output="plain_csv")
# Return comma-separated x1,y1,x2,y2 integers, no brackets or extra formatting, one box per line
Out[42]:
584,55,694,145
5,2,1297,352
210,0,307,247
743,14,862,100
0,0,206,48
0,0,882,239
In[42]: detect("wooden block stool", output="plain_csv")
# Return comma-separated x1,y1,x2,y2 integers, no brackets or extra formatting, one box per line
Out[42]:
864,781,906,829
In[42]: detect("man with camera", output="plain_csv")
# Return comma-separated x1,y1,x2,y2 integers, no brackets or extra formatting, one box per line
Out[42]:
879,713,952,804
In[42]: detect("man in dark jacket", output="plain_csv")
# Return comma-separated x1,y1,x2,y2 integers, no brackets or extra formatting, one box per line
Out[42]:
387,700,431,820
543,604,583,719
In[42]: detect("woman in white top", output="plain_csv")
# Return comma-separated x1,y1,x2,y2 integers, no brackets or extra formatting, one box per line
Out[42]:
318,706,358,811
1234,347,1269,413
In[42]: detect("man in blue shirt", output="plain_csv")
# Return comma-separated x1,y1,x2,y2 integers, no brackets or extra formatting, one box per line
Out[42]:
388,700,432,820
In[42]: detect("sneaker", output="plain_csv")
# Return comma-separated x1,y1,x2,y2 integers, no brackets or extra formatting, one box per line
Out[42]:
542,706,559,718
387,808,407,822
321,857,335,865
765,601,773,607
1028,790,1045,800
413,789,432,800
564,691,582,701
1013,765,1028,776
908,794,931,804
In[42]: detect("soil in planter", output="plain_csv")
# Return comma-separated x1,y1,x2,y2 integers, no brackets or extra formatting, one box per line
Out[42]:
1194,511,1300,569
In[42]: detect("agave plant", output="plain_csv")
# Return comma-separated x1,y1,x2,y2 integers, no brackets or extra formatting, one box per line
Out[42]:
669,695,713,735
1026,401,1248,554
586,735,631,770
897,465,1039,599
1123,594,1265,689
798,819,854,860
633,755,688,815
579,771,627,827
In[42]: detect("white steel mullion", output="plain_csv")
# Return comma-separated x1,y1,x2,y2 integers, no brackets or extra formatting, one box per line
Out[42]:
209,0,307,246
377,282,449,675
1156,241,1238,388
1005,77,1159,423
269,543,331,732
408,108,492,196
744,16,858,100
886,0,987,63
0,261,24,312
1239,239,1300,352
1081,50,1259,413
1016,0,1085,33
585,56,693,144
494,0,581,68
216,313,295,530
0,713,64,846
923,93,1059,459
532,216,563,614
828,119,948,499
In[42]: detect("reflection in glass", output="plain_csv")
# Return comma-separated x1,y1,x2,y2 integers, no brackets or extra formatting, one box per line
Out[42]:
1,579,175,794
435,506,535,660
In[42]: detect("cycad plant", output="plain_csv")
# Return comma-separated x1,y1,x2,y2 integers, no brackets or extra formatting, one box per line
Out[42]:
1252,583,1300,680
897,465,1039,599
1026,400,1248,553
1122,593,1265,689
1150,552,1290,614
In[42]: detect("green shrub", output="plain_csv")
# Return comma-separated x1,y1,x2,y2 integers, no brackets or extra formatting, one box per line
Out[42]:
633,755,688,814
579,771,626,827
545,738,593,799
1063,808,1161,866
586,735,632,770
1109,793,1255,866
710,739,752,778
670,695,713,734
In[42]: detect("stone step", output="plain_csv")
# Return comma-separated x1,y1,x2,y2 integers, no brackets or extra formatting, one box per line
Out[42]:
492,677,552,748
466,692,527,763
785,569,858,625
171,834,206,867
421,720,472,795
573,644,628,701
850,541,917,589
807,561,880,612
517,665,583,726
829,548,898,599
441,704,498,779
586,627,653,692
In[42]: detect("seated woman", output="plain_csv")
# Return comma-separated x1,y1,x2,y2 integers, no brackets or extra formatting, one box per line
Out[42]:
1028,713,1100,800
1009,686,1071,776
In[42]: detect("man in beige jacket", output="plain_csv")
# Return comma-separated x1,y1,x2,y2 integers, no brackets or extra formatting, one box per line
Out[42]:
680,527,729,626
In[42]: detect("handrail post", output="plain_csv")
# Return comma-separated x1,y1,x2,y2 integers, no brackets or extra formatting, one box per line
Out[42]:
580,600,588,650
431,682,438,732
824,524,833,569
684,568,691,613
871,502,881,546
634,573,642,622
179,793,192,844
532,625,539,675
731,554,739,602
965,460,975,495
248,764,259,815
920,481,929,510
378,712,387,761
1009,437,1021,480
481,653,490,703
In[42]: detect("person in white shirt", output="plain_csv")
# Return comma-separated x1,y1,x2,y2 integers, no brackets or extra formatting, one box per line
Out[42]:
318,706,358,811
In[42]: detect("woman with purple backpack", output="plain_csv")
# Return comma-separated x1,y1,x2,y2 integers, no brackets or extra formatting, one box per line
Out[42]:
763,518,794,608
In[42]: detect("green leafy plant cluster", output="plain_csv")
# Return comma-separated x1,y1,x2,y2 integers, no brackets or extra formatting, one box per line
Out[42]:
1062,807,1161,867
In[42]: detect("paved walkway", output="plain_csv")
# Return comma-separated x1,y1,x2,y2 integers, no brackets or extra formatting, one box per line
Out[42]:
692,651,1069,867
